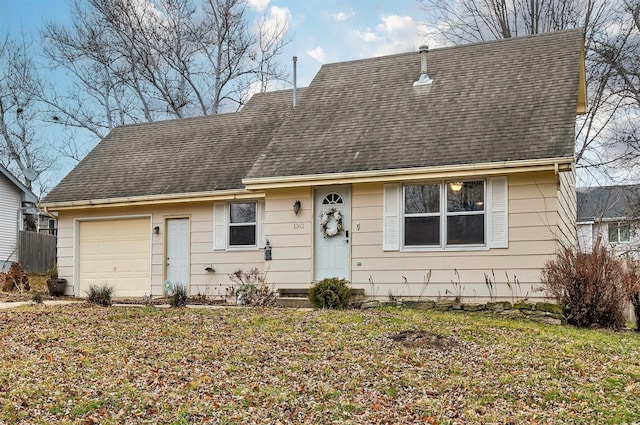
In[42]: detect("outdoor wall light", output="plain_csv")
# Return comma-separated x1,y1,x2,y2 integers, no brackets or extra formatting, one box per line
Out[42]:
204,265,215,272
293,200,301,215
153,226,160,234
449,182,464,192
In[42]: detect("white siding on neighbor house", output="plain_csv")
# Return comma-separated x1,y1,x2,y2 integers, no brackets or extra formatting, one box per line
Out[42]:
0,176,21,267
592,220,640,258
56,201,264,298
577,222,594,252
557,168,577,250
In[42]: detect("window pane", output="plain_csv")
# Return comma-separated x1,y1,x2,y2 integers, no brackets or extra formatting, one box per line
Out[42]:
405,185,440,214
405,217,440,245
447,181,484,212
447,215,484,245
230,225,256,246
620,224,631,242
608,224,620,242
230,203,256,223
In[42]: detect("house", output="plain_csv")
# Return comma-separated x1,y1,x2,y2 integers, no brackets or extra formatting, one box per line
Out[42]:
577,185,640,256
40,29,587,301
0,164,39,270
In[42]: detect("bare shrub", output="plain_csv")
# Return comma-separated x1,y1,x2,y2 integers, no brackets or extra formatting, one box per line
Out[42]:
540,245,631,329
86,284,114,307
623,259,640,331
227,268,276,307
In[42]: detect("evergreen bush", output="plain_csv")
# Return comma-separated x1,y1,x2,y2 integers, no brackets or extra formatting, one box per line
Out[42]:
308,278,351,309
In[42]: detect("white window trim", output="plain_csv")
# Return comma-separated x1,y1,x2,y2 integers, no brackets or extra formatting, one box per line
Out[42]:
608,221,631,244
213,200,264,251
400,179,488,251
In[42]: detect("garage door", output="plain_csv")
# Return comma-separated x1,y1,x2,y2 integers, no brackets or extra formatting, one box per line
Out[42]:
78,218,151,298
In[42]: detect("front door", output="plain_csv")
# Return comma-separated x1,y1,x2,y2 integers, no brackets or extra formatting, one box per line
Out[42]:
314,186,351,281
166,218,189,286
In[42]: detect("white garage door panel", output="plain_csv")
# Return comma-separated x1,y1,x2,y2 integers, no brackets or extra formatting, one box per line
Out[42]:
79,218,151,298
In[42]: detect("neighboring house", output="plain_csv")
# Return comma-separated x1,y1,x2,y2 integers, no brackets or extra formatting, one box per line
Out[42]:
40,30,587,301
577,185,640,256
0,164,38,270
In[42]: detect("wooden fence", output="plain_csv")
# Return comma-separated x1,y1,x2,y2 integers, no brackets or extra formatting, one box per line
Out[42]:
19,231,57,273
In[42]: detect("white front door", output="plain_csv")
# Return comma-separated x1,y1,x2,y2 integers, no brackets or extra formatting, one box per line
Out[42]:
166,218,189,286
314,186,351,281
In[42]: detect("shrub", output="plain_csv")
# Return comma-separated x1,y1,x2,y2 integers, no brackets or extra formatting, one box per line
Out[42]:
623,259,640,331
308,278,351,309
227,268,276,307
540,244,632,329
86,284,114,307
31,292,43,304
170,283,188,308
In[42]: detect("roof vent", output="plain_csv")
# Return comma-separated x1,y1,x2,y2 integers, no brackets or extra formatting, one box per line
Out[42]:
413,45,433,86
293,56,298,107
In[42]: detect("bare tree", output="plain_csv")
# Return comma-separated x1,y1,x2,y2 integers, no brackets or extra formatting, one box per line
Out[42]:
0,34,51,192
590,1,640,175
418,0,633,182
40,0,289,143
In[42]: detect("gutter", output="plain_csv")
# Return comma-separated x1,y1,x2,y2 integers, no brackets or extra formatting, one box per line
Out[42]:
40,189,264,211
243,157,575,190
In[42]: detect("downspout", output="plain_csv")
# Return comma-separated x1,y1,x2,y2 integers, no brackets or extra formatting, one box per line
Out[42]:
16,206,27,264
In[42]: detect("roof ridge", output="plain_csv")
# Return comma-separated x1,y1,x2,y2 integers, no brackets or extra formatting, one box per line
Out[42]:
317,28,584,70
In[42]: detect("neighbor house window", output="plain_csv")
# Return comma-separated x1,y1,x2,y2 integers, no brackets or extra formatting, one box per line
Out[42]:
608,222,631,243
229,202,257,246
404,180,485,247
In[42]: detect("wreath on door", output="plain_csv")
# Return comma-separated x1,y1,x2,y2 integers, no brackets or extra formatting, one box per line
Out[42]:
320,208,343,238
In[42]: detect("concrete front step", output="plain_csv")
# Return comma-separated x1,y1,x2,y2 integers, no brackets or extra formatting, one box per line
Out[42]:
275,297,313,308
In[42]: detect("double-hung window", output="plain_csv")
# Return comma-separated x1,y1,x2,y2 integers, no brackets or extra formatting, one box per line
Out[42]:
214,200,263,250
608,222,631,243
229,202,257,247
403,180,485,248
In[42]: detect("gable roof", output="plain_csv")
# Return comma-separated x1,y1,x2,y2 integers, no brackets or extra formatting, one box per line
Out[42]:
44,89,299,203
43,29,585,206
577,185,640,222
0,164,37,203
245,29,584,182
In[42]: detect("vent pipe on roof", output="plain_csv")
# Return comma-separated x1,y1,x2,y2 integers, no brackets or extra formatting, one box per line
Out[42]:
413,45,433,86
293,56,298,107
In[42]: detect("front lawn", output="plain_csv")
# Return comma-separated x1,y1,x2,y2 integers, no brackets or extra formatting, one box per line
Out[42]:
1,305,639,424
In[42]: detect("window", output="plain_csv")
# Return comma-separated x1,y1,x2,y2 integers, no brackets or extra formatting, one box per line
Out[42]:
608,222,631,243
403,180,485,247
404,184,440,245
229,202,257,246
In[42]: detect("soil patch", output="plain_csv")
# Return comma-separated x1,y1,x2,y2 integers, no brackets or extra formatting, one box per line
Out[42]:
389,330,460,350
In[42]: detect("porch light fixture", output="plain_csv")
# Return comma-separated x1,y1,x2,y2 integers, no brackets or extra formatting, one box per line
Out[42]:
153,226,160,234
293,200,301,215
449,182,464,192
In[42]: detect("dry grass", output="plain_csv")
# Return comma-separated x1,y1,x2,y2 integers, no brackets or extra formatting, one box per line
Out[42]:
0,305,639,424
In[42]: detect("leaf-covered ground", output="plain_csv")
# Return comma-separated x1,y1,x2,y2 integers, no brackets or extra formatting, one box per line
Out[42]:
1,305,639,424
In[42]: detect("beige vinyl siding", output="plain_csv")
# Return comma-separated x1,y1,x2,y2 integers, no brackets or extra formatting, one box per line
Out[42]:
350,171,560,302
54,168,568,302
56,201,264,298
0,178,21,265
263,187,313,287
557,168,577,250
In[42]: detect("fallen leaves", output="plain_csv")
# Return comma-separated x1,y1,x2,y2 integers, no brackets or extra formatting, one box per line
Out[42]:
0,305,639,423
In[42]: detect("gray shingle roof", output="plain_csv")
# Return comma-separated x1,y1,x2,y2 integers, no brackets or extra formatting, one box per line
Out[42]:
44,89,298,203
44,30,584,204
246,29,583,180
577,185,640,222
